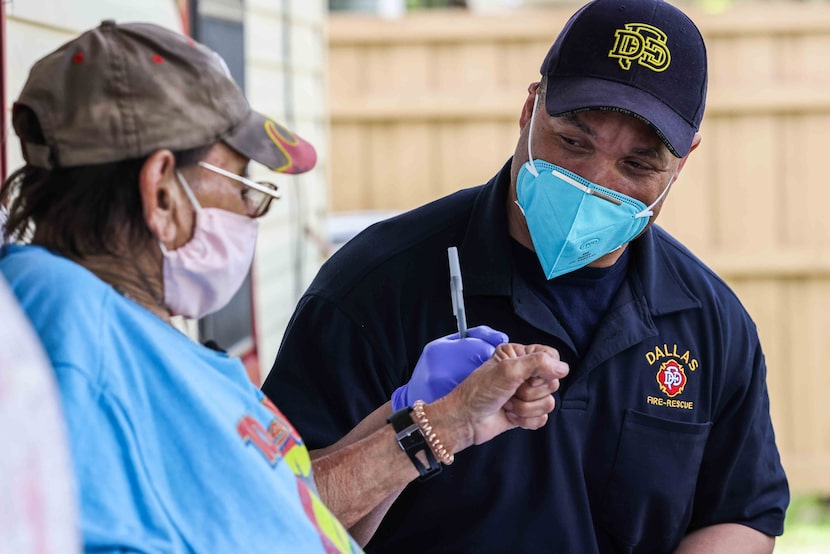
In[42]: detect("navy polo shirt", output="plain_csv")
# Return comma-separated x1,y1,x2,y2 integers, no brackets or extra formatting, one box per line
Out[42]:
264,160,789,553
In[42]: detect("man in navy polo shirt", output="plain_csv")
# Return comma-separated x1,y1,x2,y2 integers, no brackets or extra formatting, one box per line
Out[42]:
264,0,789,551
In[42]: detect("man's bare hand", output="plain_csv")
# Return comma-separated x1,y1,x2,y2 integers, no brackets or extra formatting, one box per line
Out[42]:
495,343,564,424
436,343,569,450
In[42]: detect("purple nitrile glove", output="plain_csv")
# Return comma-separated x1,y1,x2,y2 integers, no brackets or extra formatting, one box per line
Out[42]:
391,325,509,411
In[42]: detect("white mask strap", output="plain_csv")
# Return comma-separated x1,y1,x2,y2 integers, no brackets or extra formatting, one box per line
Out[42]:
160,171,203,256
525,93,541,177
513,199,526,216
175,170,203,212
634,175,674,218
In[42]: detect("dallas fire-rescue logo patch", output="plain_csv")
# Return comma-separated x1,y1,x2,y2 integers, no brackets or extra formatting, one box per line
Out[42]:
656,359,687,397
645,343,698,410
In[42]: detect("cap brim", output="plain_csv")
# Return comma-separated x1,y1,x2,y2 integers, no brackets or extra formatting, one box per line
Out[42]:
545,77,696,158
224,110,317,174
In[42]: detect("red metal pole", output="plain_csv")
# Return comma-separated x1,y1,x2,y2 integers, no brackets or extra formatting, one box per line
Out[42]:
0,0,8,183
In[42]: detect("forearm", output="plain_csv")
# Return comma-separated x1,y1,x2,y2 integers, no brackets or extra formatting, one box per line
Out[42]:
311,397,472,531
311,423,416,530
347,492,401,546
309,401,406,537
310,402,392,460
674,524,774,553
310,402,404,544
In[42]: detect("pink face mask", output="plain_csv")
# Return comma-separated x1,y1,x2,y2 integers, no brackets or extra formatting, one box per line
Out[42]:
160,171,259,319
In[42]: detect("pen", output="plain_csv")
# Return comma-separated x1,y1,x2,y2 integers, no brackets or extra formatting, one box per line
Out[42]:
447,246,468,338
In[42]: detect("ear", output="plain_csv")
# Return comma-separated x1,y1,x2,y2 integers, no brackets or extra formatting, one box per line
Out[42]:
675,133,702,176
139,149,182,247
519,81,541,129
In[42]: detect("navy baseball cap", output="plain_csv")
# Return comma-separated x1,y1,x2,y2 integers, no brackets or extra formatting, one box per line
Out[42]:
541,0,707,157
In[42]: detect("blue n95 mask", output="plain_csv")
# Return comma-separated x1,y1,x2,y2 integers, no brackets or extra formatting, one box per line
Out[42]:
515,94,672,280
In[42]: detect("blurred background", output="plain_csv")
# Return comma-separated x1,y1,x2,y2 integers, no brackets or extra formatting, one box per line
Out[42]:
2,0,829,550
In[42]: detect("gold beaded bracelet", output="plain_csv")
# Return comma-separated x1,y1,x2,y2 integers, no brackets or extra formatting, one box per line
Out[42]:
412,400,454,466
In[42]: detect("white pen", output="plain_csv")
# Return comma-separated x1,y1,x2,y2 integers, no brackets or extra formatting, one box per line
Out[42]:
447,246,468,338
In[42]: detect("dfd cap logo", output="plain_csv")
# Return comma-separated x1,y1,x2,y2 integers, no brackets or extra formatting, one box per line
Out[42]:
608,23,671,72
656,359,686,397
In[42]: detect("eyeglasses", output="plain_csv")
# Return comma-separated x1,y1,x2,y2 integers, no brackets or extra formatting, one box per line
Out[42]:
198,161,281,218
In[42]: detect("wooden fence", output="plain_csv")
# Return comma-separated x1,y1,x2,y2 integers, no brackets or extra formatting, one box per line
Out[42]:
327,4,830,494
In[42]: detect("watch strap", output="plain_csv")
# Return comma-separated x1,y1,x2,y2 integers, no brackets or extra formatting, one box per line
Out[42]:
387,406,442,481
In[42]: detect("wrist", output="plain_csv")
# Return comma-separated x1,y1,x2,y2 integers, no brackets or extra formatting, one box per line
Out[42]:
422,395,474,457
412,400,454,466
387,406,442,480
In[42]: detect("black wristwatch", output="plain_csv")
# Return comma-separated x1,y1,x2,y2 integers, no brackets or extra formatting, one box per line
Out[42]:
387,406,442,481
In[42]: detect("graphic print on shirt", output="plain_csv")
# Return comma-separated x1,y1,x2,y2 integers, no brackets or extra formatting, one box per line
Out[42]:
236,396,312,477
297,480,355,554
238,397,354,552
644,343,699,410
237,398,354,553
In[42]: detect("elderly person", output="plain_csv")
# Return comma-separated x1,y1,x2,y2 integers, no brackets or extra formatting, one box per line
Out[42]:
0,21,568,552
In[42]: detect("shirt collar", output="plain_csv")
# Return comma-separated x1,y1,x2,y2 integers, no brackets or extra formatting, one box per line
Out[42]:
627,225,701,317
459,159,515,297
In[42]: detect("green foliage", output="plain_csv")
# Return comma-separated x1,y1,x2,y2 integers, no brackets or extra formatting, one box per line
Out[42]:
777,495,830,553
406,0,467,7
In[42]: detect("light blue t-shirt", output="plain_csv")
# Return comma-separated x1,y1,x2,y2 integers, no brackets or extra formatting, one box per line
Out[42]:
0,245,360,554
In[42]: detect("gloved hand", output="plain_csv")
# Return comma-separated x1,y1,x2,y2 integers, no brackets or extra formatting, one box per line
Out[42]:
391,325,509,411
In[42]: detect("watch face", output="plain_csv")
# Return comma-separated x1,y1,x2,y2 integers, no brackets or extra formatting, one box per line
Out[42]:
399,431,424,451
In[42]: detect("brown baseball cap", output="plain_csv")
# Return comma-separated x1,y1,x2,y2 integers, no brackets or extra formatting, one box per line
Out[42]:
12,20,317,173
